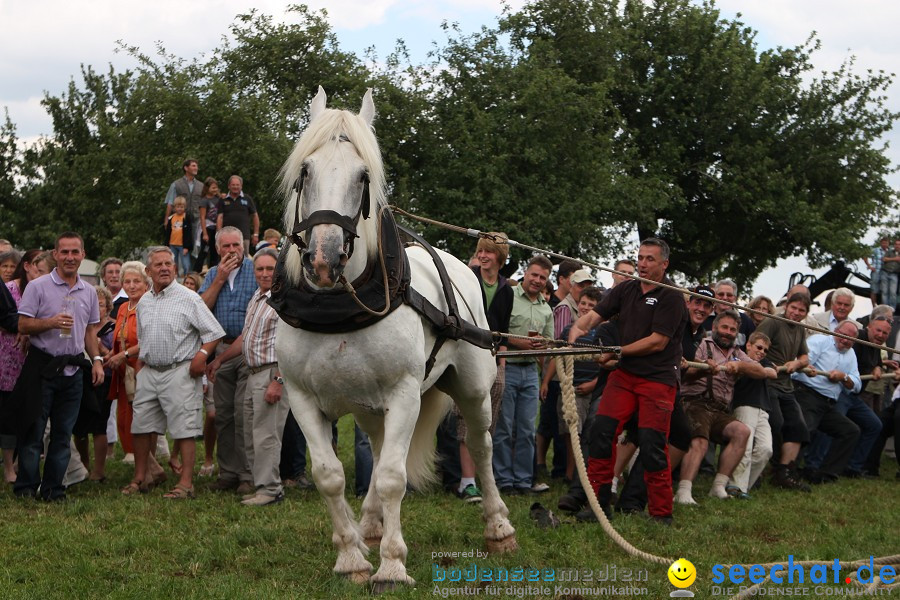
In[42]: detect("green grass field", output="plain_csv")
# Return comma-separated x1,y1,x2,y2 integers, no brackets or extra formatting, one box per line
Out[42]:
1,415,897,599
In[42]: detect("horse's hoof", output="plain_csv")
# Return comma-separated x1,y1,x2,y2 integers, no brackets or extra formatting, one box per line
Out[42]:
364,536,382,549
485,534,518,555
344,570,371,585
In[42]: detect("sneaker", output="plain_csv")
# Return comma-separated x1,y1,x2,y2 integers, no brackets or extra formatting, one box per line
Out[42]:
458,484,483,504
772,464,811,492
241,492,284,506
640,512,673,526
725,485,750,500
530,482,550,494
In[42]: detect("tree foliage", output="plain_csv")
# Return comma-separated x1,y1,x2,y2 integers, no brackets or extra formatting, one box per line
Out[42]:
1,0,896,289
410,0,897,285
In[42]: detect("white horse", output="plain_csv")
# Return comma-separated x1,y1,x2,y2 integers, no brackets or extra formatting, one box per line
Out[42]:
273,87,517,589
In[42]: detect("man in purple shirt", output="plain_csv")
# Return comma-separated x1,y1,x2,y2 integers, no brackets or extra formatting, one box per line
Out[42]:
14,232,104,501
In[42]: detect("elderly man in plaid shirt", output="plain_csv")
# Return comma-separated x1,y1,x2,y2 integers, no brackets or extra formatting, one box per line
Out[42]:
130,247,224,499
207,249,288,506
200,226,259,495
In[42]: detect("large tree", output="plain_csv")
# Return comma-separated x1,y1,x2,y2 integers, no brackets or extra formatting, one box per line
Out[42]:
410,0,897,285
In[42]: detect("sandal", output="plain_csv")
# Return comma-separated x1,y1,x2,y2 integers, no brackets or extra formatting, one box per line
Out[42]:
198,463,216,477
168,459,183,476
163,484,195,500
121,481,149,496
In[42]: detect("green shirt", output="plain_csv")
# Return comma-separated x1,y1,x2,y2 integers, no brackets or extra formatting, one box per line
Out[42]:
756,317,809,392
507,284,554,364
481,279,498,311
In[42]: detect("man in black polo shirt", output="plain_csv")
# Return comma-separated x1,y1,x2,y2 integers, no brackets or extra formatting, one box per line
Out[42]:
216,175,260,254
568,238,687,523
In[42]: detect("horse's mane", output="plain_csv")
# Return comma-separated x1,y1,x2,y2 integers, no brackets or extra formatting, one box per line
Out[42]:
279,107,387,284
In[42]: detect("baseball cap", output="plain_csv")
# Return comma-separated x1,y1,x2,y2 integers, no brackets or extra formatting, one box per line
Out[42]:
691,285,715,302
570,269,594,284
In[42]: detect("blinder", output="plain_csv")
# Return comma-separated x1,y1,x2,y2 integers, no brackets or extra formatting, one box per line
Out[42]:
289,166,371,257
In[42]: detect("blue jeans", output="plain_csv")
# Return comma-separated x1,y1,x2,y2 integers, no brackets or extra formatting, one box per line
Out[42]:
880,272,898,308
354,424,373,497
492,363,539,489
14,373,82,500
169,245,191,277
805,391,882,473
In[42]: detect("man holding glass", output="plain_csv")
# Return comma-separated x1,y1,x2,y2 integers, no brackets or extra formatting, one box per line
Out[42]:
492,255,554,495
12,232,104,501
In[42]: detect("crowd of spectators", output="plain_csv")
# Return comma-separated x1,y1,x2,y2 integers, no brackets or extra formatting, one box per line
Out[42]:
0,169,898,523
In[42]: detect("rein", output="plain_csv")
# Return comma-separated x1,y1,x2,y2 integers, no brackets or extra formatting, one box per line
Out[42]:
288,161,371,256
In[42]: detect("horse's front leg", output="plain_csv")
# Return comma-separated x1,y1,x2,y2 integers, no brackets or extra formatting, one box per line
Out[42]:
455,390,518,554
288,390,372,583
369,378,420,590
355,415,384,548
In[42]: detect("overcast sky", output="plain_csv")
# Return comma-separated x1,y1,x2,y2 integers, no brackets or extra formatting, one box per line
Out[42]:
2,0,896,313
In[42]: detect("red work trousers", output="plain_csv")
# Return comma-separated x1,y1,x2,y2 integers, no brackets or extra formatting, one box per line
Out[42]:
587,368,675,517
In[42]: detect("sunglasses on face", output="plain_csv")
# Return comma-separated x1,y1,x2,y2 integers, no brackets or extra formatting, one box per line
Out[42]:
752,344,769,353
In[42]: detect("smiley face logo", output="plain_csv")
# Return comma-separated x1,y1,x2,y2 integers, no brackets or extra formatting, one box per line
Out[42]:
668,558,696,588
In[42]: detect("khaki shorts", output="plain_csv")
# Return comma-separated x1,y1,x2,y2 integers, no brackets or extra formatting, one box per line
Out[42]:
132,362,203,440
682,395,735,445
557,391,590,435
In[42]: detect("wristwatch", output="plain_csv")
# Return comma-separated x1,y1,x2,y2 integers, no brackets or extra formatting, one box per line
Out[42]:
274,376,285,385
842,374,851,384
92,356,103,362
124,350,130,358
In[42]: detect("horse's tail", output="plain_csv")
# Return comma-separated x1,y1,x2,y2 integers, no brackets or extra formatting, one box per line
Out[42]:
406,387,453,490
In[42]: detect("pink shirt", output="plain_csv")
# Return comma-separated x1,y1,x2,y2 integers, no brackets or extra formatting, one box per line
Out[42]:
0,281,24,391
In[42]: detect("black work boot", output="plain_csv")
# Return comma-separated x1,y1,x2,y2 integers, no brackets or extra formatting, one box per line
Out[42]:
772,463,811,493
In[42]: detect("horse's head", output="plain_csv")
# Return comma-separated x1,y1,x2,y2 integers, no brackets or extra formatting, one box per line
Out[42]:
280,86,384,289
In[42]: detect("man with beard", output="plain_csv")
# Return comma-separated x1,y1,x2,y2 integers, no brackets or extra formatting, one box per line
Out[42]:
702,279,756,348
676,310,760,504
791,320,862,483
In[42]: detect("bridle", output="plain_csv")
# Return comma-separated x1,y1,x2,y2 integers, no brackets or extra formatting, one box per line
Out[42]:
288,136,371,259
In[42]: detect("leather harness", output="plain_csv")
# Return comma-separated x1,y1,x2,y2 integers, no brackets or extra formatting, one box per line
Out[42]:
268,202,495,379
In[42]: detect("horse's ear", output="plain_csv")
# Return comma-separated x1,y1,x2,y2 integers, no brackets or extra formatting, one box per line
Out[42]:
359,88,375,127
310,86,327,122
